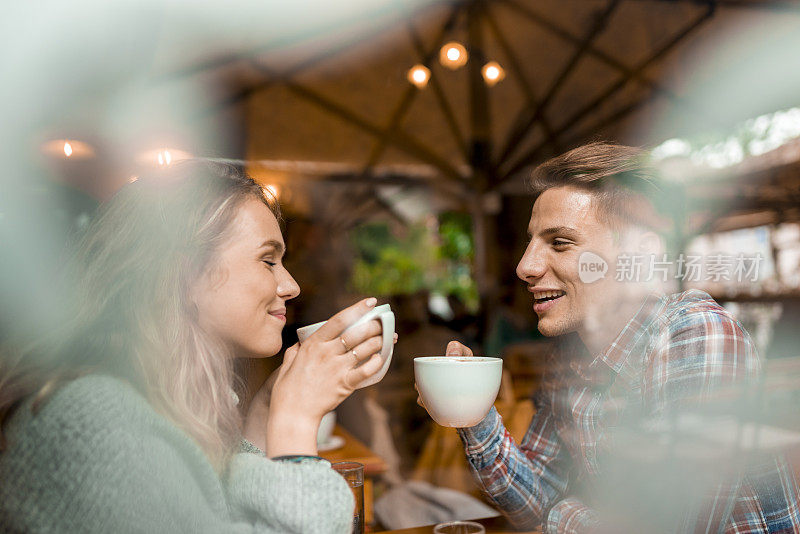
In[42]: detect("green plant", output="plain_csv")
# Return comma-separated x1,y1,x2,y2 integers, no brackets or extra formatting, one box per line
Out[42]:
349,213,479,311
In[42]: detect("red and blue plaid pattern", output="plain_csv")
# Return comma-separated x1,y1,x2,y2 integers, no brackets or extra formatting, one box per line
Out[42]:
458,290,800,533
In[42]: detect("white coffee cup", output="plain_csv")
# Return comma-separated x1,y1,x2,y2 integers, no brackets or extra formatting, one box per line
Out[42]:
317,411,336,446
414,356,502,427
296,303,395,389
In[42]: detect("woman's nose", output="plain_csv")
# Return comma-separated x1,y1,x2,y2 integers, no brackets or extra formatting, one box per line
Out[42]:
278,268,301,300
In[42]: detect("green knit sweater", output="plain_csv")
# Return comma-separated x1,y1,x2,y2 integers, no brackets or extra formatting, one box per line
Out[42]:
0,375,354,533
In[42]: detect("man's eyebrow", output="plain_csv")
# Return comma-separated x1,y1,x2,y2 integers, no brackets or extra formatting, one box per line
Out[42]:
257,240,285,255
539,226,580,238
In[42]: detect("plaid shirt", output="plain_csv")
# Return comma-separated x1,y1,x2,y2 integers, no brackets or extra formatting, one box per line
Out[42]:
459,290,800,533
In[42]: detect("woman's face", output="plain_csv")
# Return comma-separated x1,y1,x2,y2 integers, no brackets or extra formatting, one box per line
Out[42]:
193,198,300,358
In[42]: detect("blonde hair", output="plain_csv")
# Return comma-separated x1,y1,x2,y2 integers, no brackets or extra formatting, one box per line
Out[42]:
0,160,279,471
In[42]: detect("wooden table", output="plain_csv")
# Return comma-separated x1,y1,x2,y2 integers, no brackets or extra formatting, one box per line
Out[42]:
374,515,541,533
320,424,387,526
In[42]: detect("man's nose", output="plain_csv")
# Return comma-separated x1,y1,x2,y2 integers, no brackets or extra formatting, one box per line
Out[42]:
516,245,546,282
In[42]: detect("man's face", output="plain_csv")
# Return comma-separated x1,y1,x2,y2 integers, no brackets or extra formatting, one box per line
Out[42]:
516,185,623,337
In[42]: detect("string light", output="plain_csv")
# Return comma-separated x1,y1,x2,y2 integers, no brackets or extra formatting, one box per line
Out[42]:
439,42,468,70
481,61,505,86
407,64,430,89
63,141,73,157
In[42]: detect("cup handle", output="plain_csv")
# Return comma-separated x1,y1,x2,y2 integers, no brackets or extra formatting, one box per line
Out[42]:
377,311,394,358
355,311,394,388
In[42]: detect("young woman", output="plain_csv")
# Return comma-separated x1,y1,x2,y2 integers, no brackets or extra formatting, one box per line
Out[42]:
0,161,388,532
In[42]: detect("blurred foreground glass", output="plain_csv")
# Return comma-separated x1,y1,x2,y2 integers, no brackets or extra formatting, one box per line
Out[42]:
433,521,485,534
332,461,364,534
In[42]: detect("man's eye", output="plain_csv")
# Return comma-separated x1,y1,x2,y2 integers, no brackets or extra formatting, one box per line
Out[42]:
552,240,571,247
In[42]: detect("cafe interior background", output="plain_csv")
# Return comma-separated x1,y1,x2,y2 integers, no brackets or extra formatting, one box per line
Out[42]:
2,0,800,529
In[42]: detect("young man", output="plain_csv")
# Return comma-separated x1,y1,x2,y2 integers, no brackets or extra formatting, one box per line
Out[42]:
430,143,800,533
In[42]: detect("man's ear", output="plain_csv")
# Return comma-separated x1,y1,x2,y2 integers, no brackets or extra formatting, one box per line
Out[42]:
637,230,664,256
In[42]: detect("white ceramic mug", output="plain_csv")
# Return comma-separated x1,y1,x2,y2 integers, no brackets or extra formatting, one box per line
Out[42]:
414,356,502,427
317,411,336,446
297,303,395,389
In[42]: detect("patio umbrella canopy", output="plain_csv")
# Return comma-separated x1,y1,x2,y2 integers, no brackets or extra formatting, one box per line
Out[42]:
160,0,800,303
212,0,800,190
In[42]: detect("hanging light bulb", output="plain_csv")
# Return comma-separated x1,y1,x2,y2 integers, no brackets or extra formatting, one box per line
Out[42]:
481,61,505,86
407,64,430,89
63,141,73,157
439,42,468,70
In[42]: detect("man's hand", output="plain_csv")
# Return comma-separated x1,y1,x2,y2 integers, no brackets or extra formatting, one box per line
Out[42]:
445,340,474,358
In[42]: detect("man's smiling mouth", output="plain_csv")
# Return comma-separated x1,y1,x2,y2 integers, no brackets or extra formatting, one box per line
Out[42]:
532,289,566,303
530,289,566,314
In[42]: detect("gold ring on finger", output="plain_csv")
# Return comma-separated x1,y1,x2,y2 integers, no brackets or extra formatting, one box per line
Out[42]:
340,337,350,352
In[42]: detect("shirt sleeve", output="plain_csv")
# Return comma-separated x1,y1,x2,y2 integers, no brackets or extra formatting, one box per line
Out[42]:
545,498,600,534
457,387,574,530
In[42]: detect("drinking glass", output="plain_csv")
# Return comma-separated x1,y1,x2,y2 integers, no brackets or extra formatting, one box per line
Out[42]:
433,520,486,534
332,461,365,534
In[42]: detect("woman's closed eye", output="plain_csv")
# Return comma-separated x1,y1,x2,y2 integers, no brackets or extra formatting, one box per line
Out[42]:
262,260,277,268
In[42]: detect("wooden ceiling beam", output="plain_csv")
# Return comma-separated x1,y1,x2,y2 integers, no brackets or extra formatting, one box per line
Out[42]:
407,17,471,163
331,191,409,233
493,0,621,170
496,3,715,186
360,6,463,176
500,0,723,131
624,0,800,14
261,71,466,183
467,0,494,185
483,5,561,160
559,87,653,146
194,18,402,122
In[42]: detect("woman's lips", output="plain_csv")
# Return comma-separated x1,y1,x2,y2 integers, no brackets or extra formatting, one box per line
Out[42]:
268,311,286,322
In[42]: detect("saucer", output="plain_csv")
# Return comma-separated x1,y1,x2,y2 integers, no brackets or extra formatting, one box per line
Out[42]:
317,435,345,452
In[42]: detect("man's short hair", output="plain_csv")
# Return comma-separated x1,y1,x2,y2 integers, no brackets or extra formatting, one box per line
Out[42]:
529,142,672,234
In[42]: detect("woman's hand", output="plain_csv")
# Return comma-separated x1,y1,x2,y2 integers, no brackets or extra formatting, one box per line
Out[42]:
265,298,393,458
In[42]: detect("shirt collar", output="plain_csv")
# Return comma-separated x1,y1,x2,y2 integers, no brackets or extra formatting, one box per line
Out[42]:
571,292,663,387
